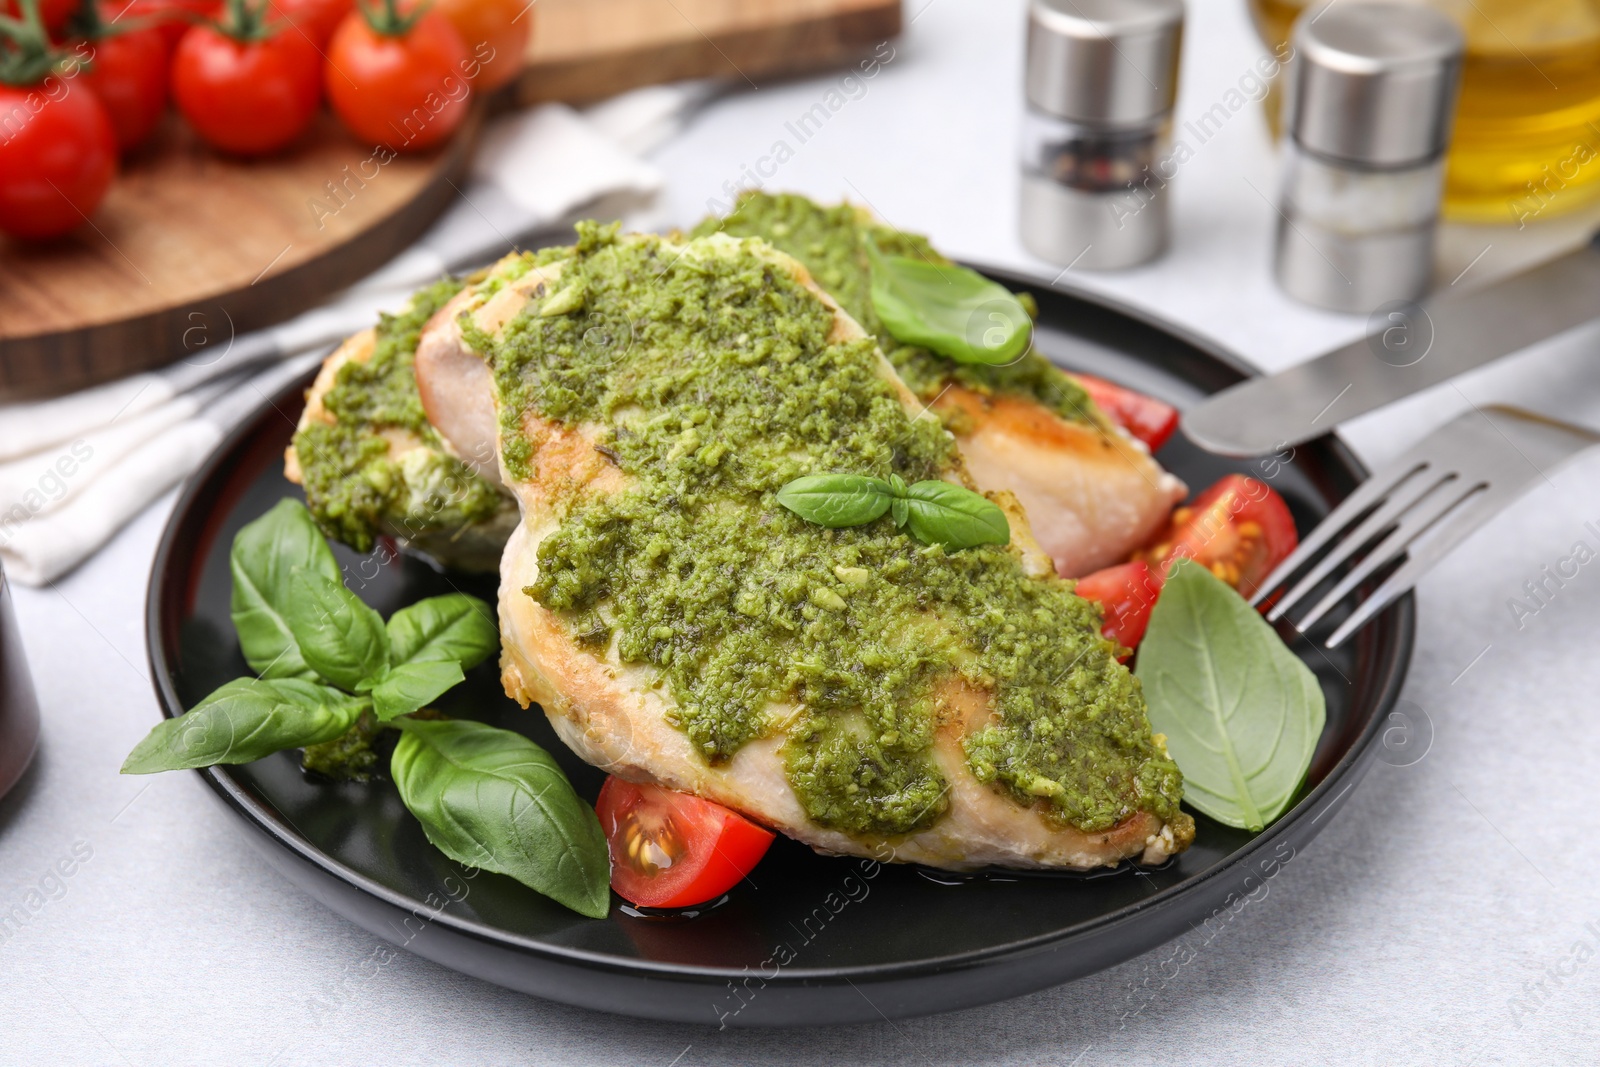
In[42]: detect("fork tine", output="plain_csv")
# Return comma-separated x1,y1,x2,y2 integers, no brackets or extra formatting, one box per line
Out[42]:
1265,466,1456,621
1249,460,1432,606
1323,486,1521,648
1288,479,1489,634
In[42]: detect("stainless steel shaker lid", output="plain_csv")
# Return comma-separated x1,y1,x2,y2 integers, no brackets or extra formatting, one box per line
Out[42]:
1286,1,1463,167
1025,0,1184,126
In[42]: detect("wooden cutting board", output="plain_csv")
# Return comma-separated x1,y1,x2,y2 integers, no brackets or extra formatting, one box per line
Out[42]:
0,0,901,400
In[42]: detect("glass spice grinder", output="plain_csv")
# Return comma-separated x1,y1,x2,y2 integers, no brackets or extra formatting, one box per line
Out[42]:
1019,0,1185,270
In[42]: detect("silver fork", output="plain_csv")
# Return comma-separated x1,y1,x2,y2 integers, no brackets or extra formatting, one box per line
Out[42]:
1251,405,1600,649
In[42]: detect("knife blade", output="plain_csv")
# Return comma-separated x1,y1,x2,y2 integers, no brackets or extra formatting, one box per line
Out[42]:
1182,231,1600,457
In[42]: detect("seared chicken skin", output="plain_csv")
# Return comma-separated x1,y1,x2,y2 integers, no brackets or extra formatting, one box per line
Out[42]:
413,231,1193,870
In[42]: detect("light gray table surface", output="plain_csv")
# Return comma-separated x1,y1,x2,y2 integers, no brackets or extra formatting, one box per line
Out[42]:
5,1,1600,1063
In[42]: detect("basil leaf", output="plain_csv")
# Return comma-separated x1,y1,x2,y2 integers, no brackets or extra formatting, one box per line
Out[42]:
386,593,499,671
776,473,893,528
371,660,466,721
901,481,1010,551
121,677,364,774
285,570,390,692
867,247,1032,365
1135,560,1327,832
229,499,340,680
391,720,611,918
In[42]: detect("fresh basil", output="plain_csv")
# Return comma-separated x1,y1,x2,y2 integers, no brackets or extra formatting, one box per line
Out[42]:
867,244,1032,366
386,594,499,671
390,719,611,918
901,480,1011,551
285,570,390,692
775,474,892,527
121,677,365,774
777,472,1009,551
1135,559,1326,832
229,499,341,680
371,660,466,721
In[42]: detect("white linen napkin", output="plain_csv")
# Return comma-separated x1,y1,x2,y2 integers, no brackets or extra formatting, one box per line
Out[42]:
0,84,709,585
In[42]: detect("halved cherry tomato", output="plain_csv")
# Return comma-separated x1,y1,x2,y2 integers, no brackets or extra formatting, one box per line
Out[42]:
1138,474,1297,599
597,776,775,909
73,8,171,150
171,0,323,156
325,0,470,152
1075,559,1162,654
1069,372,1179,453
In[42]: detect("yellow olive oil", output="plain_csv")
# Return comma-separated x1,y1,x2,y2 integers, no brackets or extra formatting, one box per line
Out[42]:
1249,0,1600,223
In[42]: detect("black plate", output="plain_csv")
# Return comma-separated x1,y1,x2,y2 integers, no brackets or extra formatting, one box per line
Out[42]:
145,267,1414,1027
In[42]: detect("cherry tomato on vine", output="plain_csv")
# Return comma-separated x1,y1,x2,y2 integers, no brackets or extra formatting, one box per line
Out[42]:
70,3,170,150
597,777,775,910
267,0,350,49
108,0,219,53
325,0,469,152
432,0,527,92
2,0,76,33
171,0,321,156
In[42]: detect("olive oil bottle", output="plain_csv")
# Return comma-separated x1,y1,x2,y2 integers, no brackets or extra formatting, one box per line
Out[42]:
1249,0,1600,223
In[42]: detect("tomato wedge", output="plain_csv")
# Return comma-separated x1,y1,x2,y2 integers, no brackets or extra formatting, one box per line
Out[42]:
1138,474,1298,599
1075,560,1162,654
1069,372,1179,452
597,776,775,909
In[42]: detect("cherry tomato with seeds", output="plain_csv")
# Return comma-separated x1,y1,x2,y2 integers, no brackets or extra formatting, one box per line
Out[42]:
1075,559,1163,654
1137,474,1298,599
171,0,322,156
1069,372,1179,453
597,776,775,910
325,0,470,152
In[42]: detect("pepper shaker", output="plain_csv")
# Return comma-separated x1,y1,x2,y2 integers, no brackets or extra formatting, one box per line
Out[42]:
1019,0,1184,271
1274,1,1464,312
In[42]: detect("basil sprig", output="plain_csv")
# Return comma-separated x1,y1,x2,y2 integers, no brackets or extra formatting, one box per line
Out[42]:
1135,559,1327,832
123,499,611,917
776,473,1009,551
866,243,1032,366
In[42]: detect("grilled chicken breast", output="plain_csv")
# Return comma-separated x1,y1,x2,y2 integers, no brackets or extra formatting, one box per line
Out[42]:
700,192,1185,577
413,230,1193,870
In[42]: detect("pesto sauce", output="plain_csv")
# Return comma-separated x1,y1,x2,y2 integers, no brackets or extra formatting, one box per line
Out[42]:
293,279,504,552
692,192,1099,425
484,224,1182,839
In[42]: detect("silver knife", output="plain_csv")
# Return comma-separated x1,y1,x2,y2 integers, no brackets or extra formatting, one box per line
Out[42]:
1182,230,1600,457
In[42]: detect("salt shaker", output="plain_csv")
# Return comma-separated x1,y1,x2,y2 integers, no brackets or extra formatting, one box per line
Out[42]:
1274,1,1464,313
1019,0,1184,271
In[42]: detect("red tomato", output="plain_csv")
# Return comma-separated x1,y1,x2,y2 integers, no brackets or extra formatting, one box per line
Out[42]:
325,7,470,152
267,0,352,49
1,0,77,33
1075,560,1163,654
0,81,118,239
171,19,322,156
597,776,775,909
1070,372,1179,453
78,21,171,150
432,0,529,91
1139,474,1298,598
108,0,219,53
